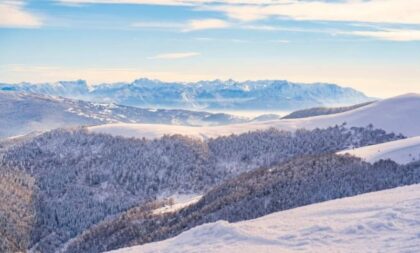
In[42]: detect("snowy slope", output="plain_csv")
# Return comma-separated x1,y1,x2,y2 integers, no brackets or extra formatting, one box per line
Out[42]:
110,184,420,253
90,93,420,139
0,92,247,138
89,123,213,140
338,136,420,164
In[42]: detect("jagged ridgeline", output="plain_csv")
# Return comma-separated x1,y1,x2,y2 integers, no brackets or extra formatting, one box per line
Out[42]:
0,125,405,252
0,79,372,111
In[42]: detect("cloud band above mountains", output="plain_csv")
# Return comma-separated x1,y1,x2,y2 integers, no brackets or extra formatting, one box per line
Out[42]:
58,0,420,25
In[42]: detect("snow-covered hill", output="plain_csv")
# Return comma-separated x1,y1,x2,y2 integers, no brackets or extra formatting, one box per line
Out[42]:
111,184,420,253
89,93,420,139
338,136,420,165
0,78,371,110
0,92,246,138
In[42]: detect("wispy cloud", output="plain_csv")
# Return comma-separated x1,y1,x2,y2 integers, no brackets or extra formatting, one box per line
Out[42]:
242,25,279,31
183,19,230,31
0,1,42,28
131,21,184,30
242,24,336,35
206,0,420,24
344,29,420,42
57,0,420,26
194,37,249,43
242,23,420,42
56,0,282,6
57,0,192,6
58,0,420,42
132,19,230,32
148,52,201,59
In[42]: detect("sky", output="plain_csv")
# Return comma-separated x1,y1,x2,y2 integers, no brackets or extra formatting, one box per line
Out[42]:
0,0,419,98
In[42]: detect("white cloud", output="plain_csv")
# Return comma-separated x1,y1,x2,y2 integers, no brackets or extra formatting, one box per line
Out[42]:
242,25,279,31
194,37,249,43
57,0,192,6
0,1,42,28
148,52,201,59
132,19,230,32
205,0,420,24
183,19,230,31
57,1,420,25
241,23,420,42
57,0,283,6
345,29,420,42
242,24,334,35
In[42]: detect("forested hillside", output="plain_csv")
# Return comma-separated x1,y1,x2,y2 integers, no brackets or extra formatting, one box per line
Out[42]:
65,155,420,253
116,184,420,253
0,125,403,252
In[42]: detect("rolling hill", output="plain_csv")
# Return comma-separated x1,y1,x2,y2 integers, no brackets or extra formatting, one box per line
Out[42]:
0,92,246,138
338,136,420,165
1,88,418,253
282,101,373,119
89,93,420,140
0,125,404,253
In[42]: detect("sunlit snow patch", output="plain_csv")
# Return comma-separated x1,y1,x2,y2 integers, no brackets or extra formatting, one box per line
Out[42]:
338,136,420,164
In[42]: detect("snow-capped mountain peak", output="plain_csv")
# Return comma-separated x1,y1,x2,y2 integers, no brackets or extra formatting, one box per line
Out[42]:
0,78,372,110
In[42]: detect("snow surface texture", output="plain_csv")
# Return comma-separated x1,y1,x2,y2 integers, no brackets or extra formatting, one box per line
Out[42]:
110,184,420,253
90,93,420,140
338,136,420,165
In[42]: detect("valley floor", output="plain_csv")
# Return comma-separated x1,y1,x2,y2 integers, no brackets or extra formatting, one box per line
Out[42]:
112,184,420,253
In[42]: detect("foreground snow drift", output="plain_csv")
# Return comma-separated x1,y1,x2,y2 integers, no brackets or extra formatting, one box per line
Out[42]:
111,184,420,253
339,136,420,164
90,93,420,139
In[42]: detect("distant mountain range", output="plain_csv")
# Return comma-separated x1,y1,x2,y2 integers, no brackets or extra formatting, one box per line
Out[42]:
0,79,372,110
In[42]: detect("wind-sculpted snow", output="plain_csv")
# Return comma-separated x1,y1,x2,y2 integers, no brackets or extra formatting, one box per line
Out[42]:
0,78,371,110
113,184,420,253
0,125,403,252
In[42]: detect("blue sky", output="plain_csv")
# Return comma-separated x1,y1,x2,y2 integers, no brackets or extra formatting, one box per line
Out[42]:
1,0,420,97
